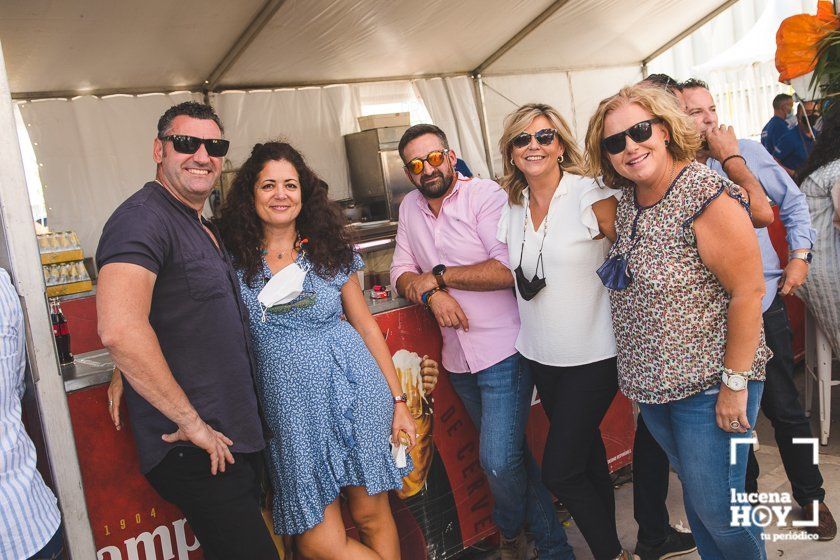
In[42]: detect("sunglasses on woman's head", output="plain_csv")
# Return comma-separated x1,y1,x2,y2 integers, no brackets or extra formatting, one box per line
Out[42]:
405,149,449,175
511,128,558,149
600,118,662,155
160,135,230,157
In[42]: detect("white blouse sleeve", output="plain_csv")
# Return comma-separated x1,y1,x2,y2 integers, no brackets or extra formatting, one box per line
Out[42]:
579,178,622,239
496,201,511,244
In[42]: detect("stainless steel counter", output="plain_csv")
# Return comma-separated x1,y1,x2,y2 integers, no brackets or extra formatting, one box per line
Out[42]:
347,220,397,246
62,349,114,393
62,292,415,393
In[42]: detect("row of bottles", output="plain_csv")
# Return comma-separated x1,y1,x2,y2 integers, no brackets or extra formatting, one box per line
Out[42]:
49,298,73,364
37,231,81,253
43,261,91,286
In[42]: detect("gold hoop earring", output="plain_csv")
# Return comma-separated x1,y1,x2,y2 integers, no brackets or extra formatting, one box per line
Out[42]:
558,154,565,164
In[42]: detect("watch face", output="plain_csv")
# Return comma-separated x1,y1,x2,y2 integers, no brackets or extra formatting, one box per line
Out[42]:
729,375,747,391
433,264,446,276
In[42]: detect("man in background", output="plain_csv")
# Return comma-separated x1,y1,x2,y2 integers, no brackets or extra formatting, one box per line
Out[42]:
682,79,836,541
774,101,818,179
0,268,65,560
762,93,794,155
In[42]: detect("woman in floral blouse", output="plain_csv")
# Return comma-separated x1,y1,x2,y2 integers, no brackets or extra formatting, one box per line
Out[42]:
585,84,771,560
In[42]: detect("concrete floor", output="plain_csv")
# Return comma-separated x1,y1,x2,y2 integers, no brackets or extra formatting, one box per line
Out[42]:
462,363,840,559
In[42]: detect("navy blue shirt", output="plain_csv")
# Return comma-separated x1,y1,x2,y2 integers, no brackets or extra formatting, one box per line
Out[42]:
455,158,473,178
773,126,815,174
96,182,267,473
760,115,790,155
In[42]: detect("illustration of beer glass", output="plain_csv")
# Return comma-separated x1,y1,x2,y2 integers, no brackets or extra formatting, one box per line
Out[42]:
393,349,432,498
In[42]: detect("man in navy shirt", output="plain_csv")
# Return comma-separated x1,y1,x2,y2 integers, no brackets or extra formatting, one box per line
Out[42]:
761,93,793,155
97,101,279,559
774,102,817,179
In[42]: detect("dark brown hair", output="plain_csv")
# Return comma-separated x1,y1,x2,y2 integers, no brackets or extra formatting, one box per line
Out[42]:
157,101,224,137
216,142,354,285
398,123,449,160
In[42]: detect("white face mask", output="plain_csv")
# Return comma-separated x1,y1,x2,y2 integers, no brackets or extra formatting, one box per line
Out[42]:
257,262,308,310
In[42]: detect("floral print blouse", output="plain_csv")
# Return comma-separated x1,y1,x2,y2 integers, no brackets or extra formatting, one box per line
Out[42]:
607,161,771,404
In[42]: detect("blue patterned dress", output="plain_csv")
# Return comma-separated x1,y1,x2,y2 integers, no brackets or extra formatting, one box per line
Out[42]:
237,252,411,535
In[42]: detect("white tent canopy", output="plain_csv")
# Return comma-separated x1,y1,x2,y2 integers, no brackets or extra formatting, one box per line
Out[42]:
0,0,740,256
694,0,803,73
0,3,801,556
3,0,737,97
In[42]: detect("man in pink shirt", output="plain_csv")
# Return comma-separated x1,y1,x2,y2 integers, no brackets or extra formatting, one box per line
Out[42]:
391,124,573,560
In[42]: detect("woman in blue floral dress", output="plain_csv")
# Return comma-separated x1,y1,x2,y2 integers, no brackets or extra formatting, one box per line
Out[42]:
215,142,416,559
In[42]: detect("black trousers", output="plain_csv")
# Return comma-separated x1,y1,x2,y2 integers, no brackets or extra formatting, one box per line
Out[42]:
528,356,622,560
146,447,279,560
746,295,825,506
633,414,671,547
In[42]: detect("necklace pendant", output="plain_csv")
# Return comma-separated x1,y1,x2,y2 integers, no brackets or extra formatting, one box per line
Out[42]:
260,248,284,259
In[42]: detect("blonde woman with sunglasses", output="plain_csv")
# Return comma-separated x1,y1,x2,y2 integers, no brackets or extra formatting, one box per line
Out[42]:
585,85,770,560
496,103,634,560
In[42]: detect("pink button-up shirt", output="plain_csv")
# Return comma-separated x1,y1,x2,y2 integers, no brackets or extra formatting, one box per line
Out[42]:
390,174,519,373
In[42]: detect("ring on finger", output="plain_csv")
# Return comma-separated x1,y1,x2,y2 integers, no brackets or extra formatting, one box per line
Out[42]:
729,420,741,430
108,399,113,407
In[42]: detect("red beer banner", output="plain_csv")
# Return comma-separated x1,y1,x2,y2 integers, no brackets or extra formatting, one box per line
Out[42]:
66,303,634,560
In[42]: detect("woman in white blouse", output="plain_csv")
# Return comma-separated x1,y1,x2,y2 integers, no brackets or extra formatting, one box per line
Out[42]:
496,103,632,560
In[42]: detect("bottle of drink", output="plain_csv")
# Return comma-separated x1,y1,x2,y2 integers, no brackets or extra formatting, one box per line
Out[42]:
49,299,59,334
51,298,73,364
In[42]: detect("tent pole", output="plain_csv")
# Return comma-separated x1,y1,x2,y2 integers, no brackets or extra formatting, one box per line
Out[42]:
205,0,289,91
472,74,496,178
10,72,471,102
0,40,96,559
473,0,572,75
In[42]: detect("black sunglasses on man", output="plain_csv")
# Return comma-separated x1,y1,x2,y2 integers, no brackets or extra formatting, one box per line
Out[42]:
160,134,230,157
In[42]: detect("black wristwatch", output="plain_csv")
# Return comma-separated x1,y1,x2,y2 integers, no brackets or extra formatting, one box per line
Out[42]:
432,264,447,289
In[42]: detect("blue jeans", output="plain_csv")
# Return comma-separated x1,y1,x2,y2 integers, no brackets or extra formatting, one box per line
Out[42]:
449,353,574,560
27,524,65,560
639,381,766,560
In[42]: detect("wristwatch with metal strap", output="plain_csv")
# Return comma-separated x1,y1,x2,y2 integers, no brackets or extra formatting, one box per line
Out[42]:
789,249,813,264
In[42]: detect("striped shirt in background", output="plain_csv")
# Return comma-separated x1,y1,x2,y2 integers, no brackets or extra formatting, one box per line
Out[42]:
0,268,61,559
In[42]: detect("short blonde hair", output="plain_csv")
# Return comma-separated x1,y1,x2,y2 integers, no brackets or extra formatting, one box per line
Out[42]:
584,85,701,188
499,103,586,206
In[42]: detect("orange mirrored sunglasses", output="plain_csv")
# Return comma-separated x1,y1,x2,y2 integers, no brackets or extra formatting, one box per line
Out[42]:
405,149,450,175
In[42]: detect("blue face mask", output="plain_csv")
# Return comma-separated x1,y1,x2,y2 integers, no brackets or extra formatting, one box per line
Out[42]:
785,111,797,127
596,254,632,291
597,209,642,291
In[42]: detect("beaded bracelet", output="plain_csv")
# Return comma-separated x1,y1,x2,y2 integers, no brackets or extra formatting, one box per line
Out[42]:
721,154,747,169
421,287,441,308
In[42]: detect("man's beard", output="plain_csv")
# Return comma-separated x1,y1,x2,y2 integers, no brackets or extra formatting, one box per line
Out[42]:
417,168,454,199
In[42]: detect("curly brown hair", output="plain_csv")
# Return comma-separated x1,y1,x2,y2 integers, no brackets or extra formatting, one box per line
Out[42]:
216,142,354,285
